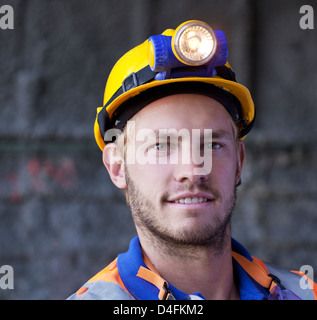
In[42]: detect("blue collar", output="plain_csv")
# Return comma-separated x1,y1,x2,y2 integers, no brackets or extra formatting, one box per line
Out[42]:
117,236,268,300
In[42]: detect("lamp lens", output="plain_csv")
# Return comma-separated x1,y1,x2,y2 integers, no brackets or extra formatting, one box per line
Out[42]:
174,22,216,66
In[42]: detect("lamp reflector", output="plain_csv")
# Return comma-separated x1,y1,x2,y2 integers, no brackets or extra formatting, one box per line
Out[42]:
174,21,217,66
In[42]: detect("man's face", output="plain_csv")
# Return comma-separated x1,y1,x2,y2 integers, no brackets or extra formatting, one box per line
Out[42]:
113,94,244,252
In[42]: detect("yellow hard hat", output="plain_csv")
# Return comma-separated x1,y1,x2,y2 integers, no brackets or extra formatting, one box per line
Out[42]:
94,20,255,151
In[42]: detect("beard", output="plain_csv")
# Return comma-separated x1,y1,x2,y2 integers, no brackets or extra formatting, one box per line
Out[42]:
125,166,237,259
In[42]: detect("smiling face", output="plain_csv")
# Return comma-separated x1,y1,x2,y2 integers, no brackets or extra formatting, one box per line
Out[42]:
104,93,245,253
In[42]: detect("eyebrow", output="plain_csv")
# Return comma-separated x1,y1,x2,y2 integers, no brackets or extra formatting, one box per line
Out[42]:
151,128,233,140
210,129,233,140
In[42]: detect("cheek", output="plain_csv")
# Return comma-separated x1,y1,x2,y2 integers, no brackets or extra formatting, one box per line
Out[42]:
127,163,172,194
211,155,238,185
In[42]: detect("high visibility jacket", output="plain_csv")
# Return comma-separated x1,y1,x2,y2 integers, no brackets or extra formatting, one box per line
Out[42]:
67,236,317,300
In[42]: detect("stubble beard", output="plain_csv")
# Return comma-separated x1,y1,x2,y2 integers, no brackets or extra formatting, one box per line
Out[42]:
125,166,237,260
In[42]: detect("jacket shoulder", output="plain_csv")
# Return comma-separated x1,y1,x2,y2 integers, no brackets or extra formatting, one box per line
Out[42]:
67,259,135,300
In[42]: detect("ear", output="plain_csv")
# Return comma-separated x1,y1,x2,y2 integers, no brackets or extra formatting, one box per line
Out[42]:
235,141,245,186
102,144,127,189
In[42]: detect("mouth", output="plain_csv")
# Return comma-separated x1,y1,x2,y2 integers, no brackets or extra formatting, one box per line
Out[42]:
173,197,210,204
166,193,215,205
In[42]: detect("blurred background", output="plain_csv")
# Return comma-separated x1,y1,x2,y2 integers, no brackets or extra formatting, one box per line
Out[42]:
0,0,316,299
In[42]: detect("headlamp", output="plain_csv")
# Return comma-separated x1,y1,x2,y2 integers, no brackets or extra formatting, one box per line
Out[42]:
172,21,217,66
147,20,228,80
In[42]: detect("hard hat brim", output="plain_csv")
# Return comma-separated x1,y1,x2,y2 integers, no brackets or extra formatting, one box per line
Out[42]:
95,76,254,151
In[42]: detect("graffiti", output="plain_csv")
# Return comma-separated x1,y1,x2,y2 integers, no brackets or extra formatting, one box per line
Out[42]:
6,157,78,202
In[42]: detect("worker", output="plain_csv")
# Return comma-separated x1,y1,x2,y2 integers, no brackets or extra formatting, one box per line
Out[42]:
68,20,317,300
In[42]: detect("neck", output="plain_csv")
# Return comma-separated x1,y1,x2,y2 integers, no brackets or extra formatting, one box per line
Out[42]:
138,229,240,300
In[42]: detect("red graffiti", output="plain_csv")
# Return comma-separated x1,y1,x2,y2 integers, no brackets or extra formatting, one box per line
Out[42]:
7,157,78,203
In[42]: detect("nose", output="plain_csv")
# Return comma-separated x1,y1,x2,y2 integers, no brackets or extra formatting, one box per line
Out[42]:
172,134,213,184
173,156,211,184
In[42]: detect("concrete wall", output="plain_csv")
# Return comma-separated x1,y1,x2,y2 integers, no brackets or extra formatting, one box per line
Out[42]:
0,0,316,299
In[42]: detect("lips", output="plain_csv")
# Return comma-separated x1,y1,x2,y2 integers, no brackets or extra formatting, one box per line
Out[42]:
167,192,214,204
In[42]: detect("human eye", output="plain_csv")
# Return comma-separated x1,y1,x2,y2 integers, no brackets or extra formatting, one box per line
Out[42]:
147,138,172,153
153,142,168,152
205,141,222,150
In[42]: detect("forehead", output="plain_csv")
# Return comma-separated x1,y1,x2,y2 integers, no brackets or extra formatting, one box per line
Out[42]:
131,93,234,133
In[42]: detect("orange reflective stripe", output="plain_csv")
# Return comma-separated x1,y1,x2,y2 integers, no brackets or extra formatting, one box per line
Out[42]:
137,266,171,300
232,252,273,289
137,266,165,289
252,256,268,274
251,257,278,290
140,250,175,299
76,286,88,295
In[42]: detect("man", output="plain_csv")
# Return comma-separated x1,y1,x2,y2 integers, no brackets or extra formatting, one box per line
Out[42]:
68,20,316,300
